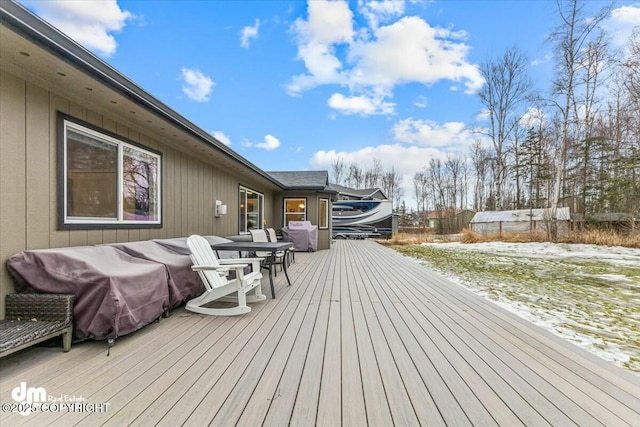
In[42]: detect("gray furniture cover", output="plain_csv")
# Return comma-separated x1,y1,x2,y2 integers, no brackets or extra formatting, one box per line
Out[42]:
154,235,243,257
7,245,170,341
283,221,318,251
109,241,203,309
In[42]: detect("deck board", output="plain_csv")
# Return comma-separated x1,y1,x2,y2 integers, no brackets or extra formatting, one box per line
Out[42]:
1,240,639,426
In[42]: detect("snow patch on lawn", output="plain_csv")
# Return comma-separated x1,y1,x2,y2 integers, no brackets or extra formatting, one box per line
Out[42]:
414,241,640,373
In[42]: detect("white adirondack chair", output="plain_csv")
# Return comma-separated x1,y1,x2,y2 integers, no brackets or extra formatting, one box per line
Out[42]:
186,235,265,316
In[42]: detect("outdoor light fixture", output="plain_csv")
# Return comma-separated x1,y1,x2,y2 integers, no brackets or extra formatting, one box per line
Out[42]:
215,200,227,217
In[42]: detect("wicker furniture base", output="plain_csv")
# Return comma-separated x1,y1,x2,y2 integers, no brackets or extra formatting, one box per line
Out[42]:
0,294,74,358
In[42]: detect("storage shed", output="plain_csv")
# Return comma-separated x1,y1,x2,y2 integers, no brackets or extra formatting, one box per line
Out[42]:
470,208,571,236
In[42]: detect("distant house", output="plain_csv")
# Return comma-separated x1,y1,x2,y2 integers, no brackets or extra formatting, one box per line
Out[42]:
470,208,571,235
0,1,335,314
427,209,476,234
328,183,387,201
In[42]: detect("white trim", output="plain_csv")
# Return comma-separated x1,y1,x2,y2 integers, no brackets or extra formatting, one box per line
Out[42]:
63,120,161,225
239,186,264,232
319,198,329,229
283,197,307,226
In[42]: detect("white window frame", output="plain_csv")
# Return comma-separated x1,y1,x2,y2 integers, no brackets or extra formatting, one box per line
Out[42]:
284,198,307,226
319,198,329,229
239,186,264,233
61,118,161,228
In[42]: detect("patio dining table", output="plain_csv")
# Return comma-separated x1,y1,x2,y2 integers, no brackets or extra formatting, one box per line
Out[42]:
209,241,293,298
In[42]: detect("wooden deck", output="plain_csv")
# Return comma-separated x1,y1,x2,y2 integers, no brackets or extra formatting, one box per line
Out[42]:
1,240,639,426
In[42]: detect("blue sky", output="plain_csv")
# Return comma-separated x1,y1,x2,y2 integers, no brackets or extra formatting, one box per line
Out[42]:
18,0,640,203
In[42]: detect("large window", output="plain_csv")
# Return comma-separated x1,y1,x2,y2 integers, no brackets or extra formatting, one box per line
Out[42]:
284,198,306,226
319,198,329,229
239,186,264,232
59,116,161,228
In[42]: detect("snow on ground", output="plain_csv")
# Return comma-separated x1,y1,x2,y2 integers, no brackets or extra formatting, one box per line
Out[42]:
415,241,640,373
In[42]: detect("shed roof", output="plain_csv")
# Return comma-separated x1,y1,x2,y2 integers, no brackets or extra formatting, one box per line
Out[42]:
471,207,571,223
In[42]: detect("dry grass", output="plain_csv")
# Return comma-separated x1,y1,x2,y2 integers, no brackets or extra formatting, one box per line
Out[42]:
560,229,640,248
377,232,434,246
381,228,640,248
460,228,640,248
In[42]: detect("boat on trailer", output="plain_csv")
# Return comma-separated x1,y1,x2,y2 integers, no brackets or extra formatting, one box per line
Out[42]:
332,199,393,239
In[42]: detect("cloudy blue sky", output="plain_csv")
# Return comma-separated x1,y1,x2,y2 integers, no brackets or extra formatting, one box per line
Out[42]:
18,0,640,202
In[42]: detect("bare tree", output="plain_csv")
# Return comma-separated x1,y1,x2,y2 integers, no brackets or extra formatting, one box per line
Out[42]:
470,139,490,211
331,157,346,185
347,163,364,189
477,45,534,210
381,167,403,209
412,170,430,227
364,158,383,188
548,0,611,234
623,28,640,105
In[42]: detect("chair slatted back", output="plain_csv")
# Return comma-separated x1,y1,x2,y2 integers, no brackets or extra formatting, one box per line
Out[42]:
249,229,271,258
187,235,226,290
266,228,278,242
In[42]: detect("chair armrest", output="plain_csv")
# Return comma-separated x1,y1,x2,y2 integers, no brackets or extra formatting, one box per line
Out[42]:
218,258,263,263
192,264,247,271
5,293,75,323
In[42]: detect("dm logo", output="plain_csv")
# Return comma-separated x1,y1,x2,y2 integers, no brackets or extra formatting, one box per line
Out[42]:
11,382,47,416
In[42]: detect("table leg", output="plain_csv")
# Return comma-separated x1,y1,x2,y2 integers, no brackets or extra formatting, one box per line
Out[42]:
268,253,276,298
282,251,292,287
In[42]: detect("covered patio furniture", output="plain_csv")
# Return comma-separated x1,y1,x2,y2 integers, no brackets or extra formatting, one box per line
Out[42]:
282,220,318,251
7,246,170,341
185,235,265,316
109,240,204,309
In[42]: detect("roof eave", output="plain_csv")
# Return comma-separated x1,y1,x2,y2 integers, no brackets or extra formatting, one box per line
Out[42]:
0,0,286,190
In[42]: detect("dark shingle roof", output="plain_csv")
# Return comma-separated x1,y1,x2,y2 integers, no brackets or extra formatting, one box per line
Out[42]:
267,171,335,192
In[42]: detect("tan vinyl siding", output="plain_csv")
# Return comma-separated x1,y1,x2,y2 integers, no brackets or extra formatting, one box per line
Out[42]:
0,70,274,317
0,70,27,316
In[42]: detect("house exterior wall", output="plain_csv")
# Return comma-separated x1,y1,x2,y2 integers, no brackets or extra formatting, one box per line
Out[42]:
0,69,275,317
272,191,332,250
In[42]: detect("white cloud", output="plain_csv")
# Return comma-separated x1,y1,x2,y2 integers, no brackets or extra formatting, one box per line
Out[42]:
310,143,448,206
604,5,640,47
519,107,545,128
328,92,395,115
211,131,231,146
392,118,475,148
181,68,214,102
287,1,483,116
310,116,482,206
287,0,354,94
311,144,445,175
475,109,490,121
240,19,260,48
20,0,134,57
414,96,428,108
358,0,406,29
293,0,354,45
348,17,483,93
531,52,552,66
249,134,281,151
